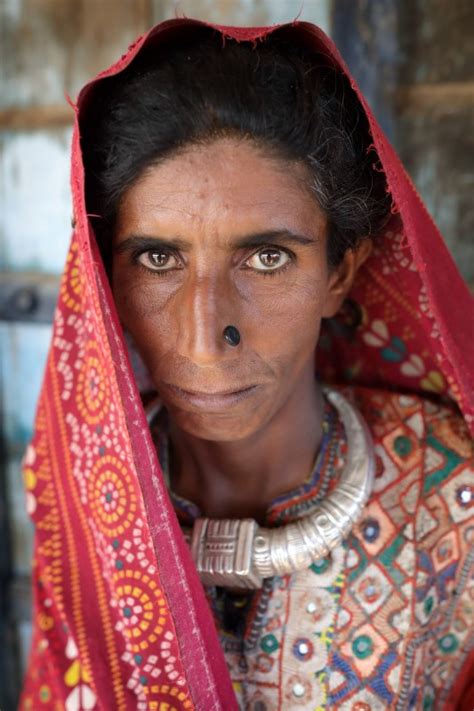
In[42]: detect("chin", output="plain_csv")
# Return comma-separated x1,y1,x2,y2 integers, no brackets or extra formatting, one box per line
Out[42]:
165,404,266,442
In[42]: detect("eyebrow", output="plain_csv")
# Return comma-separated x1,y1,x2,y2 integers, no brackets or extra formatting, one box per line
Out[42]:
114,230,318,254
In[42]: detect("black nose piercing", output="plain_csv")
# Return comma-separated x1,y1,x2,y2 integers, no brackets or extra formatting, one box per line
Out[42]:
223,325,241,347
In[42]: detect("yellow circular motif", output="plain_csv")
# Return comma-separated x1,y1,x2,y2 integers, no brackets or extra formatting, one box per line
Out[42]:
38,612,54,631
60,241,84,313
76,342,110,425
114,569,168,653
88,455,137,537
147,685,193,710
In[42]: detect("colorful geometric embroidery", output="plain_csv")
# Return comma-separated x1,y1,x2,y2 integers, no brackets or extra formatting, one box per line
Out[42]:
19,232,194,710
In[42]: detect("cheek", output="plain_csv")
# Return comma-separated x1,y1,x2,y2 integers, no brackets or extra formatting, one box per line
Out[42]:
240,272,327,346
236,273,328,400
114,278,170,318
112,272,179,354
203,272,327,392
268,275,324,368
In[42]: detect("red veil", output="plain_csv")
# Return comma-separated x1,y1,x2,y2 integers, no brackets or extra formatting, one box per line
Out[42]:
19,19,474,711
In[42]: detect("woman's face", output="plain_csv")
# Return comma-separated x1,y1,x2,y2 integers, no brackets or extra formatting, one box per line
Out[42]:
112,137,361,441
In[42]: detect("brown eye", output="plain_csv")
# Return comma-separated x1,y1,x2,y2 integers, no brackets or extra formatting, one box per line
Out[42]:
246,248,290,271
137,250,179,271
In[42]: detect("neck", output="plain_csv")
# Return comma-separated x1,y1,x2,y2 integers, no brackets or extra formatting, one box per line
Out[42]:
167,368,324,524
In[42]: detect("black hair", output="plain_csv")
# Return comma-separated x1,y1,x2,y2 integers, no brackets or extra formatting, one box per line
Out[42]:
82,31,392,268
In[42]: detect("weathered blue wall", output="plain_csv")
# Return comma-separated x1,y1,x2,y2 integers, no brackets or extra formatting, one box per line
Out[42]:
333,0,474,286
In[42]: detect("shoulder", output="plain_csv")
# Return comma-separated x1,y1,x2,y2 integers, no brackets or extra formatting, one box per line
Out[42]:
343,384,472,464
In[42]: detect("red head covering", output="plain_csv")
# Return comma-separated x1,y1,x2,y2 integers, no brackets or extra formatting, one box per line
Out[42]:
19,19,473,711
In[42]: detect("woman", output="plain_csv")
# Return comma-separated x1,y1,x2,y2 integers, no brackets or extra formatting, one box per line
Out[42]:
19,18,473,711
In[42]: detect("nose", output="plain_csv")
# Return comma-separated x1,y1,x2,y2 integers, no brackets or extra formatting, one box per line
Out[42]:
175,272,238,366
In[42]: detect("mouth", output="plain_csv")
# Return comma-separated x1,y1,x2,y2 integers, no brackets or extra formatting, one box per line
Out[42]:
161,382,260,412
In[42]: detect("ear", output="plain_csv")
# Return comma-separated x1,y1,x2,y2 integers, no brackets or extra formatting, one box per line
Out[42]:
321,238,373,318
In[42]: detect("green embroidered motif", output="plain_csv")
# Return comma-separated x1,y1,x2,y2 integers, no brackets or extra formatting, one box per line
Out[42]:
379,533,405,585
422,693,434,710
437,633,459,654
423,595,434,617
423,434,462,494
310,557,331,574
394,435,413,457
260,633,279,654
352,634,374,659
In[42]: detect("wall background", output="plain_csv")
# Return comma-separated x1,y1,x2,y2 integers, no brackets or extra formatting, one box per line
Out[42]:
0,0,473,707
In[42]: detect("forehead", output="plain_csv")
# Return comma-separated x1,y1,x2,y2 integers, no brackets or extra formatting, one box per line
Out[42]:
115,137,327,240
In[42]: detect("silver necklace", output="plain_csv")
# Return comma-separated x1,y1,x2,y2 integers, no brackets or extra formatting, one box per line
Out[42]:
147,387,375,589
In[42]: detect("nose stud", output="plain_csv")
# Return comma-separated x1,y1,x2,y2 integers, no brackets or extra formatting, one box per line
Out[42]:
223,325,241,347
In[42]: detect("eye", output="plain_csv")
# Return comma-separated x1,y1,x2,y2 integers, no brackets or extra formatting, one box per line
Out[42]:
136,249,179,272
245,247,291,272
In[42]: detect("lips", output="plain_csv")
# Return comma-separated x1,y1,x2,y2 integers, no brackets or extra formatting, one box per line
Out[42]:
161,382,259,412
166,383,254,397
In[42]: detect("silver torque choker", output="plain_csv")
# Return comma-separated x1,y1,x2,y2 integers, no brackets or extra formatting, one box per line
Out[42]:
148,387,375,590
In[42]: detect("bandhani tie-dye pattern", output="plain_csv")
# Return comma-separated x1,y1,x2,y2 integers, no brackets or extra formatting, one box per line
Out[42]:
165,388,474,710
19,235,206,710
19,18,474,711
